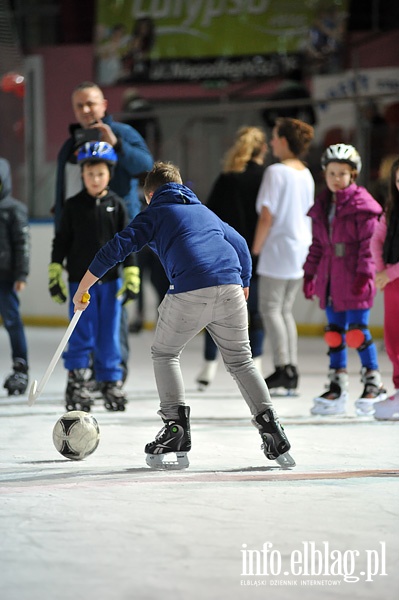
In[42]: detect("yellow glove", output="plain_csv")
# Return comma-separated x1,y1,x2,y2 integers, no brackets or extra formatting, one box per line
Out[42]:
48,262,67,304
116,266,140,305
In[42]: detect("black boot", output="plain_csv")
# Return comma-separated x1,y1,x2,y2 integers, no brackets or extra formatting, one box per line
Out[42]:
252,408,295,467
145,405,191,469
265,364,298,393
3,358,29,396
100,381,127,411
65,369,93,412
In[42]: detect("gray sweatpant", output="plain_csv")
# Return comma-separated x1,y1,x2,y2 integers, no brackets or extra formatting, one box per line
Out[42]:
151,284,273,418
259,276,302,367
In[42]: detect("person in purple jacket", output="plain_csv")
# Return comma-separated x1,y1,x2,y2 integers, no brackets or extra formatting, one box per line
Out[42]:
303,144,387,417
72,161,295,470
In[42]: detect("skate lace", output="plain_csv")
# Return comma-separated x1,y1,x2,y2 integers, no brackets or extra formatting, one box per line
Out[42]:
155,422,176,442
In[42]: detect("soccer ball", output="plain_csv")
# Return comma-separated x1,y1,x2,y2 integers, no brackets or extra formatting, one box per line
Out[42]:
53,411,100,460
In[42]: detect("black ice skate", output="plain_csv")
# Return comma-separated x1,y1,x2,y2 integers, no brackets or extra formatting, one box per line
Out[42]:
252,408,296,468
145,405,191,470
100,381,127,411
265,365,299,397
3,358,29,396
65,369,93,412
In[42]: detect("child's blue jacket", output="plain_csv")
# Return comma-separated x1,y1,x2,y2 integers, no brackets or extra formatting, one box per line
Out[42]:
89,183,252,294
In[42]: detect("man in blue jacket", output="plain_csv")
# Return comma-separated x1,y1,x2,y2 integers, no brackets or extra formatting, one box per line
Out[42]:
54,81,154,379
54,81,153,228
72,161,295,470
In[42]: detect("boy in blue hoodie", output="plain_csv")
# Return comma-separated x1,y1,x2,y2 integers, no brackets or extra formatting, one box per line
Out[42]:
72,161,295,470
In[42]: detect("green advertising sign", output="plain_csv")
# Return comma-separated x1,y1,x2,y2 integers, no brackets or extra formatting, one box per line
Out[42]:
95,0,348,83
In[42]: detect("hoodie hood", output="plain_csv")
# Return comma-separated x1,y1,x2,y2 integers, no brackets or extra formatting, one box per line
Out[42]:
0,158,12,200
150,183,202,207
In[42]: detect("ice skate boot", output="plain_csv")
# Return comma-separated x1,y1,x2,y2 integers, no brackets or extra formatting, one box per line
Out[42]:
65,369,93,412
3,358,29,396
265,364,299,397
100,381,127,411
252,408,295,468
374,389,399,421
196,360,218,391
355,369,387,416
145,405,191,470
311,369,348,416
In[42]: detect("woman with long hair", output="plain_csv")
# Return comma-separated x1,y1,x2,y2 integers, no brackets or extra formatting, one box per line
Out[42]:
196,126,268,389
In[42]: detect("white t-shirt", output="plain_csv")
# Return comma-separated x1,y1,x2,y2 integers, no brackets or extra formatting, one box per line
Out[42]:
256,163,314,279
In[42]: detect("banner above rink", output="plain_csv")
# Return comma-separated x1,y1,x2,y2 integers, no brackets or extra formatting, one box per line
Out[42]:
95,0,348,85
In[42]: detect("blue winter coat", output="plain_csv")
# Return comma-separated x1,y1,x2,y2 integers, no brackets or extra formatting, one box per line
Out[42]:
54,114,153,230
89,183,252,294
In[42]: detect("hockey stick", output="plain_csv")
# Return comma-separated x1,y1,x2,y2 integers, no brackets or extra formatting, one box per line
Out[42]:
28,293,90,406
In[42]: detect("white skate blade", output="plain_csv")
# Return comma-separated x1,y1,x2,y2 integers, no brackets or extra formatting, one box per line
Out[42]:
28,380,38,406
146,452,190,470
275,451,296,468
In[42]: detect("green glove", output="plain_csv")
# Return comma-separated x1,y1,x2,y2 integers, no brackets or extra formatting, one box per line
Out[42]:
116,266,140,305
48,262,67,304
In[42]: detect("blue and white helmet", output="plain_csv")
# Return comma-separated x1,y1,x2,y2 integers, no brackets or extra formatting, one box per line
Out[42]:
77,141,117,166
321,144,362,173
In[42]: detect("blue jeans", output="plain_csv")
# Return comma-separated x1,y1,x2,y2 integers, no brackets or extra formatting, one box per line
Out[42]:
0,281,28,363
64,280,123,382
151,285,273,418
326,305,378,370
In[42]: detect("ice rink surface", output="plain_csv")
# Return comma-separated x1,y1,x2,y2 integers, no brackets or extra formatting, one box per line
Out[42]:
0,326,398,600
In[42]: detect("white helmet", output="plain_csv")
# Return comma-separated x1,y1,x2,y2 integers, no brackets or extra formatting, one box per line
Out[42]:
321,144,362,173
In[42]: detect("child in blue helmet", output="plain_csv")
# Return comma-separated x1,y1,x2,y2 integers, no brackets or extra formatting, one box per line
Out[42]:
49,141,140,412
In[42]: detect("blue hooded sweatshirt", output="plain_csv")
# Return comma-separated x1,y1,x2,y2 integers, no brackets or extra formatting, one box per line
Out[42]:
89,183,252,294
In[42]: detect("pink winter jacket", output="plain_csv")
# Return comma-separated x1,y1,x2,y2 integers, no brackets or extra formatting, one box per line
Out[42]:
370,214,399,282
303,183,382,311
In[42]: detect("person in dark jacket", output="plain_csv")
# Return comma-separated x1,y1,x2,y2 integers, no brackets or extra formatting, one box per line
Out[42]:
54,81,153,227
72,161,295,471
49,142,139,413
54,81,154,378
0,157,30,396
196,126,267,390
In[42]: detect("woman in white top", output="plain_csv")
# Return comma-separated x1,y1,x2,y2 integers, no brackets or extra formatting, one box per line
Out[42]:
252,117,315,394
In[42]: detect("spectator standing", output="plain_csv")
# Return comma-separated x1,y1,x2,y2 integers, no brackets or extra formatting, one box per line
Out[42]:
196,126,267,389
0,157,30,396
54,81,153,380
252,118,315,396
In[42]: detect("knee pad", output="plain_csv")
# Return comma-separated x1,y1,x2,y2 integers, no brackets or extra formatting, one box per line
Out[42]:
323,324,346,353
346,324,373,351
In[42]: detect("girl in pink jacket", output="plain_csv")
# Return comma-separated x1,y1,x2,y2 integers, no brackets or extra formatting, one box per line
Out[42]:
370,157,399,420
303,144,386,416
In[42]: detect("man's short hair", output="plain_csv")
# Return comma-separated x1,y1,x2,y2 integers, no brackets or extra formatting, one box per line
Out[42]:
143,161,182,195
72,81,103,96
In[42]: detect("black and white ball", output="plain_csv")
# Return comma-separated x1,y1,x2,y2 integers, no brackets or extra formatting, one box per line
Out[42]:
53,411,100,460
